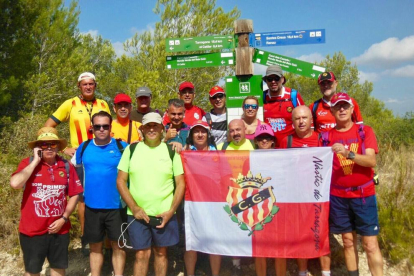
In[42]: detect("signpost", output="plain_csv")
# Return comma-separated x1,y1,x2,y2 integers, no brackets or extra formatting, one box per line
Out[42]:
166,35,235,53
253,49,325,79
166,52,234,69
251,29,325,47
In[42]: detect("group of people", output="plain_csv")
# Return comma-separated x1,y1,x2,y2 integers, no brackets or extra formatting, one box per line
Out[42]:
11,65,383,276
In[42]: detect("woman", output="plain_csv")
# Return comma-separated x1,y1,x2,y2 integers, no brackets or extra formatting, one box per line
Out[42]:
184,120,221,276
254,123,276,149
10,127,83,276
241,96,261,140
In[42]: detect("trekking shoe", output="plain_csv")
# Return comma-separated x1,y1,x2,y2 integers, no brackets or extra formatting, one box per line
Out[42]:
231,265,242,276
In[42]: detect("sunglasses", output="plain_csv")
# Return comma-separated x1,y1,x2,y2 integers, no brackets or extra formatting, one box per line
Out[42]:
93,124,110,131
266,76,281,82
332,103,352,111
244,104,258,110
211,94,225,100
180,91,194,95
38,142,58,149
256,135,274,141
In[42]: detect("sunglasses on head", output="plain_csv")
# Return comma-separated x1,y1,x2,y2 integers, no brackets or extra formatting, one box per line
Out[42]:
93,124,110,131
211,94,224,100
244,104,258,110
38,142,58,149
266,76,281,82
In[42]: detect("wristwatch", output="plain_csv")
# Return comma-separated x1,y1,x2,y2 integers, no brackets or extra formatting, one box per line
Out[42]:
61,216,69,223
347,151,356,160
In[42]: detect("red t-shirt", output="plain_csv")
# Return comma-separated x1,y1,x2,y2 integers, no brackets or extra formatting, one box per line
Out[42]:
326,124,378,198
278,131,320,149
309,97,363,133
263,87,304,146
163,105,206,127
12,156,83,236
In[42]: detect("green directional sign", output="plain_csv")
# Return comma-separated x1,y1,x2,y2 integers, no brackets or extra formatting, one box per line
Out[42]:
166,52,234,69
253,49,325,79
166,35,235,52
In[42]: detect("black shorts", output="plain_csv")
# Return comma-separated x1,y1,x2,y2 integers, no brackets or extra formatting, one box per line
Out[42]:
20,233,69,274
84,206,125,244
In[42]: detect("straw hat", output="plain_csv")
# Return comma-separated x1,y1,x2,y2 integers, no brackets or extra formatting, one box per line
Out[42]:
28,127,67,151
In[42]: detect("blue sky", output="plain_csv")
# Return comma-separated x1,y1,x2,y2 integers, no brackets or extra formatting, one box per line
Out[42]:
69,0,414,116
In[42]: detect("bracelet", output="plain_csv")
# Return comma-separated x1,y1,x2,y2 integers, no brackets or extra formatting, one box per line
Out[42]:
61,216,68,223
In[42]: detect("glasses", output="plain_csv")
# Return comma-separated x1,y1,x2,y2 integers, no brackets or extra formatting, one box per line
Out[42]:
244,104,258,110
256,135,274,141
211,94,225,100
180,91,194,95
266,76,281,82
38,142,58,149
93,124,110,131
48,167,55,182
332,103,352,111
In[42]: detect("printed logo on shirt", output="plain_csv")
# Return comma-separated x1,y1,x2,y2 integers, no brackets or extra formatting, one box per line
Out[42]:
194,113,200,119
59,171,65,178
267,118,287,132
32,184,66,217
78,109,83,114
318,110,329,116
337,143,359,175
287,106,293,113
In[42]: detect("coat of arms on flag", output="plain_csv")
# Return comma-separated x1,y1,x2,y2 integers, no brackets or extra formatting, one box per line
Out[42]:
224,171,279,235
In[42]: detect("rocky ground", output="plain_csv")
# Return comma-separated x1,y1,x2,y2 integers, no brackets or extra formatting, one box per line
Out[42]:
0,235,409,276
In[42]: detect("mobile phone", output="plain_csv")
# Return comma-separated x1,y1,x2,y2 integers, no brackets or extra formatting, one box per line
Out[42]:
148,216,162,227
37,150,42,158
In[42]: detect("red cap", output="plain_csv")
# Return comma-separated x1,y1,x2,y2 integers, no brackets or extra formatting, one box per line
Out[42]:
190,120,210,131
209,86,225,97
318,72,336,84
114,93,132,104
330,92,353,107
179,81,195,91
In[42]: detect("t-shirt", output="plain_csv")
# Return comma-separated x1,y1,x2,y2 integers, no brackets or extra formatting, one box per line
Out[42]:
217,139,255,150
50,96,110,147
326,124,378,198
263,87,304,146
245,119,261,140
117,142,184,216
165,123,190,146
12,156,83,236
202,110,227,145
111,120,142,143
309,97,363,133
278,131,320,149
130,108,158,123
75,138,127,209
163,105,206,126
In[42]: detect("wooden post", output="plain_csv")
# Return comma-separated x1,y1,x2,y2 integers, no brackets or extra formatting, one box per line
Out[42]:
234,19,254,76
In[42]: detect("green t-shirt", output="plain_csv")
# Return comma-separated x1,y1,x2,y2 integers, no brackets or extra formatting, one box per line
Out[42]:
217,139,255,150
118,142,184,216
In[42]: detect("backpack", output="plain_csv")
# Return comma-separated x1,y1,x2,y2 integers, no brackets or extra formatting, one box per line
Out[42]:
204,113,213,128
311,99,322,123
221,139,255,150
263,89,298,107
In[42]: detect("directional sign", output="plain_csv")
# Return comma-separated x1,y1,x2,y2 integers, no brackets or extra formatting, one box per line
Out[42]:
166,35,235,52
166,52,234,69
250,29,325,47
253,49,325,79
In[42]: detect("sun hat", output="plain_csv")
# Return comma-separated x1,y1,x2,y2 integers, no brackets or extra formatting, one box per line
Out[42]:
28,127,67,151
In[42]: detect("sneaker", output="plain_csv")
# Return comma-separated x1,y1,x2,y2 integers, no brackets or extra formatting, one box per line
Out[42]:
231,265,242,276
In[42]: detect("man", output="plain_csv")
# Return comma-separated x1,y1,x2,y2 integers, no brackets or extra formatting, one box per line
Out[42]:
130,86,158,123
45,72,110,156
262,65,305,147
324,93,383,276
203,86,227,145
164,98,190,148
217,119,255,150
11,127,82,276
75,111,127,276
163,81,205,126
111,93,142,143
309,72,363,132
117,112,185,276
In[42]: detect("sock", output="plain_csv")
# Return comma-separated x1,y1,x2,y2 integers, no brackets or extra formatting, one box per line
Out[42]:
232,258,241,268
348,270,359,276
299,271,308,276
321,271,331,276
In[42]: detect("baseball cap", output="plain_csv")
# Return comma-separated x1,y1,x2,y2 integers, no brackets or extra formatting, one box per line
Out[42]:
263,65,286,84
190,120,211,131
330,92,353,107
179,81,195,92
254,124,275,139
318,72,336,84
114,93,132,104
135,87,152,98
78,72,96,82
142,112,162,125
209,86,225,97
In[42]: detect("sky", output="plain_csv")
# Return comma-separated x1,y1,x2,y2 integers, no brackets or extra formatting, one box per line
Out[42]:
67,0,414,116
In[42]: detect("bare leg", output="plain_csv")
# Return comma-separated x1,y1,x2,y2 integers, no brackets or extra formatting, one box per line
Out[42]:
153,246,168,276
134,248,151,276
24,273,40,276
89,242,103,276
209,254,221,275
297,258,308,274
275,258,286,276
78,199,85,236
111,241,126,276
342,232,359,272
184,250,197,275
50,268,65,276
255,257,267,276
362,235,383,276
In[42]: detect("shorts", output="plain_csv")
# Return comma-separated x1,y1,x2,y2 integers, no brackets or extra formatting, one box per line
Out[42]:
329,195,380,236
84,206,125,244
20,233,69,274
127,214,179,250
